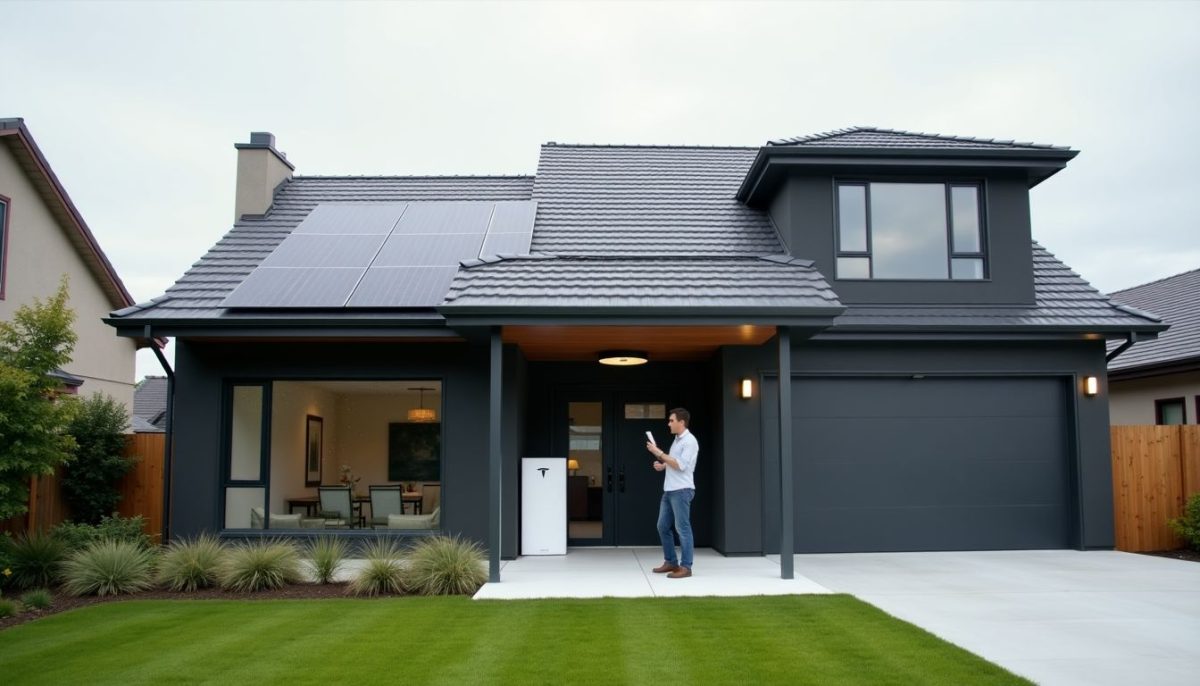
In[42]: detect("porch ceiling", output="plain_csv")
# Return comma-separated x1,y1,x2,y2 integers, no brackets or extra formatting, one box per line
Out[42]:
503,325,777,361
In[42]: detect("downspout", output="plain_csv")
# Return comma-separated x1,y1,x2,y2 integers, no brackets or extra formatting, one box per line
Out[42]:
145,325,174,545
1105,332,1137,363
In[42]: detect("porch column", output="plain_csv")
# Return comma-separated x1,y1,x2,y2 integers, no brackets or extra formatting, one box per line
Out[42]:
488,327,503,583
778,328,794,579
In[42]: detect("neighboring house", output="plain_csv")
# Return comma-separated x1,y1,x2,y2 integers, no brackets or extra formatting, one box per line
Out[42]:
133,375,169,432
105,127,1164,575
0,118,140,411
1107,268,1199,424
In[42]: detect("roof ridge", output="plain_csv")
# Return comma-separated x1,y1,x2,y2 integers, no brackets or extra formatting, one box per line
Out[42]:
769,125,1069,150
457,253,813,269
1109,266,1200,295
293,174,534,180
542,142,759,150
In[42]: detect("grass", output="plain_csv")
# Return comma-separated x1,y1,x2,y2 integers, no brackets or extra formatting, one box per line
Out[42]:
0,595,1029,685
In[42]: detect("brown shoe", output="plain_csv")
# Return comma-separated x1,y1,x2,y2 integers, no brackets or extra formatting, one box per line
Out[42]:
667,567,692,579
652,562,680,574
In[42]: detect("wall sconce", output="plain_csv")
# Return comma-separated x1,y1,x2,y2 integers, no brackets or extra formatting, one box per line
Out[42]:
1084,376,1099,396
567,459,580,476
740,378,753,399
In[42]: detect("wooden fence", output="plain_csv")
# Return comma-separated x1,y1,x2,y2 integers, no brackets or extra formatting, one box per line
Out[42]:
0,433,165,539
1111,425,1200,552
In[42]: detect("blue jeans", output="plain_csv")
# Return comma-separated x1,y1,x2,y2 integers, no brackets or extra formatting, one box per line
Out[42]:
657,489,695,569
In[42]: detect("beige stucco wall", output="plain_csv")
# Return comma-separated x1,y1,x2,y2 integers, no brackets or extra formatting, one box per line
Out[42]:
0,145,136,412
269,382,340,514
335,391,440,487
1108,370,1200,424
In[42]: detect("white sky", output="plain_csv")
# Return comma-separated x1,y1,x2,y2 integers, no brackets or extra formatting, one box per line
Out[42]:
3,0,1198,379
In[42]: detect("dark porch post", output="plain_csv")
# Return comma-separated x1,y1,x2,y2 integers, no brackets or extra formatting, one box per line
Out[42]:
488,327,502,583
778,328,794,579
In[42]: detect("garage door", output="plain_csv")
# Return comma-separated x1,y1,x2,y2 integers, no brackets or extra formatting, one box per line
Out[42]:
769,376,1074,552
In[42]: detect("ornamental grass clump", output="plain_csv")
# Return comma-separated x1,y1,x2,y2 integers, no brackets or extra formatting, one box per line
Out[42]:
402,535,487,596
308,536,348,585
157,535,224,591
0,596,15,618
5,532,66,589
219,540,302,592
348,539,405,597
61,540,156,596
20,588,52,610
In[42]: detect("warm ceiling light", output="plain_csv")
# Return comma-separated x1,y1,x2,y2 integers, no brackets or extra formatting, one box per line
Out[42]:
407,386,438,422
1084,376,1099,396
598,350,648,366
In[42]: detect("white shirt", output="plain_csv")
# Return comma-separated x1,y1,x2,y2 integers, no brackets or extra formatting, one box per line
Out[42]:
663,428,698,492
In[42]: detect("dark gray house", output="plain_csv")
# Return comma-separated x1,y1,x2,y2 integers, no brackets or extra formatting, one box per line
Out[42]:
107,127,1164,580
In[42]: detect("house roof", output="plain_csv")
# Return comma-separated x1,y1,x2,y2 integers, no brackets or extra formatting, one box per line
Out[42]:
769,126,1070,150
133,375,169,428
1107,268,1200,373
0,119,137,316
130,416,164,434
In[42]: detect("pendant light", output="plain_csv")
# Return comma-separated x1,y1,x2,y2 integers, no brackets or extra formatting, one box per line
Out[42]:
407,386,437,423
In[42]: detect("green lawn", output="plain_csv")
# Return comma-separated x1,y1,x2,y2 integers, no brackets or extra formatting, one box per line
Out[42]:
0,595,1028,685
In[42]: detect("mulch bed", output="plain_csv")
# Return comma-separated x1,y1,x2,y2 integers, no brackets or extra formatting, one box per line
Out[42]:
1139,548,1200,563
0,582,392,632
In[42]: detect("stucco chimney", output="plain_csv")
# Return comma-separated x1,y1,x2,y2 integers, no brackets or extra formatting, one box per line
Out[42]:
233,131,294,221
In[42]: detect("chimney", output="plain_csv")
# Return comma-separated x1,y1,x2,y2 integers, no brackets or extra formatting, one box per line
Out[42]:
233,131,295,221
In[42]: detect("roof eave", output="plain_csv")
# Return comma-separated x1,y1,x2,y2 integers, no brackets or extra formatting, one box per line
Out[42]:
439,304,846,327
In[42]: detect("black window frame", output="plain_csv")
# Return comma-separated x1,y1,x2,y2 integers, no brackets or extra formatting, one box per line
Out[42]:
0,194,10,300
1154,397,1187,425
834,179,989,281
220,380,273,531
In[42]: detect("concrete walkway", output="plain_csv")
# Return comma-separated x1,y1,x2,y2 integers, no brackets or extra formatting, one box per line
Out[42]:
786,550,1200,686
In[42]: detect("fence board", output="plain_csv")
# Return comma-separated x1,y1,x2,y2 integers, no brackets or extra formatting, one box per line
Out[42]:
1111,425,1200,552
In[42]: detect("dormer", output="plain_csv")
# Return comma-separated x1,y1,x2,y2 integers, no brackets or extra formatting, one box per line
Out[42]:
737,127,1078,306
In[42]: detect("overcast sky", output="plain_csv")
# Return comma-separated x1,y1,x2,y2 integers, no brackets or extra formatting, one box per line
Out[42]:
4,0,1198,379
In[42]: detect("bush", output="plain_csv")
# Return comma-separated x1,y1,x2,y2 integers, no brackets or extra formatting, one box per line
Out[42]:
1168,493,1200,550
61,394,134,524
220,540,302,592
5,532,66,589
53,514,153,552
61,540,156,596
0,597,16,618
349,539,405,597
402,535,487,596
308,536,347,585
158,535,223,592
20,588,52,610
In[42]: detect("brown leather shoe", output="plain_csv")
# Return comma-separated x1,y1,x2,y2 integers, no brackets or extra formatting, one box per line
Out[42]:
667,567,692,579
652,562,680,574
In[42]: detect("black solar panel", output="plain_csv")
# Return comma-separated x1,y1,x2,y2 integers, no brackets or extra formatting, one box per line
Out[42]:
345,267,460,307
221,268,364,308
292,203,407,235
374,233,485,267
259,234,387,269
392,201,493,235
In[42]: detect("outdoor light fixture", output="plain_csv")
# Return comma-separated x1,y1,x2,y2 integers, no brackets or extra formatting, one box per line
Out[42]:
740,378,753,399
597,350,648,366
567,459,580,476
407,387,437,422
1084,376,1099,396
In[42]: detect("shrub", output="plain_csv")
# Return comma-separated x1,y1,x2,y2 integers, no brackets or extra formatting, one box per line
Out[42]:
220,540,302,592
61,394,134,524
19,588,52,610
308,536,348,585
61,540,156,596
53,514,153,552
1168,493,1200,550
5,532,66,589
402,535,487,596
349,539,405,597
158,535,224,592
0,597,16,618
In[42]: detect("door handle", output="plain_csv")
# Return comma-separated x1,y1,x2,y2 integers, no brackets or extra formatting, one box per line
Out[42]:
618,467,626,493
606,466,613,493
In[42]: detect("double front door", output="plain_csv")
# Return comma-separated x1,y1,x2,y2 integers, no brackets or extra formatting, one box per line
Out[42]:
556,391,673,546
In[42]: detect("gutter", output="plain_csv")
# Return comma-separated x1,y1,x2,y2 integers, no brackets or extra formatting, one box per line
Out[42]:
1105,332,1138,363
145,326,175,545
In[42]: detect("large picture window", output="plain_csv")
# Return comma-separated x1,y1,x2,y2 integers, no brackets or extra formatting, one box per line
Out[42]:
836,182,986,280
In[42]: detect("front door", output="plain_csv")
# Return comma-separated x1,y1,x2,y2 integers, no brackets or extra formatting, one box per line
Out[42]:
558,392,675,546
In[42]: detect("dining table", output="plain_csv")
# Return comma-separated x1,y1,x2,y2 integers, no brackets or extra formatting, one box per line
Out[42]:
286,492,423,520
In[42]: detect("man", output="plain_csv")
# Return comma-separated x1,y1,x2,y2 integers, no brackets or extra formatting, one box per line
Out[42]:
646,407,698,579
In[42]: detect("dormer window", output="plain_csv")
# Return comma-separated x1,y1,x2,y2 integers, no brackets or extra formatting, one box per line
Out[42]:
835,182,986,280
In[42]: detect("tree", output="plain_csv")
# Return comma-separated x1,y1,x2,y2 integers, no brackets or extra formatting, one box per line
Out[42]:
0,279,78,520
61,393,133,523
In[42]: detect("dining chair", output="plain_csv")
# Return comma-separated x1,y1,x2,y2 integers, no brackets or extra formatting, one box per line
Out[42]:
369,485,404,528
421,482,441,516
317,485,354,528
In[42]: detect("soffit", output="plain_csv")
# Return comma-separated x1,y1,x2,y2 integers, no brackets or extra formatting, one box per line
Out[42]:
503,325,776,361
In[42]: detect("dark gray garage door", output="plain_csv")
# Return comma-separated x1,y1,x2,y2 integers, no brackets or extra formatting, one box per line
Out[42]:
766,376,1074,553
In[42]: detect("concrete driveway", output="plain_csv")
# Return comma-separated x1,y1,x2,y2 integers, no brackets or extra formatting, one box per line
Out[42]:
788,550,1200,686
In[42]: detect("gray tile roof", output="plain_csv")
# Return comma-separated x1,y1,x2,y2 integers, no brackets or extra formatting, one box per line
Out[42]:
443,255,841,311
131,416,165,434
1107,268,1199,372
769,126,1070,150
529,145,782,256
133,375,168,428
830,243,1165,331
112,176,534,320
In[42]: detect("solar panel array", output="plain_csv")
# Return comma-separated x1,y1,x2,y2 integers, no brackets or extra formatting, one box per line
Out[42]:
222,200,536,308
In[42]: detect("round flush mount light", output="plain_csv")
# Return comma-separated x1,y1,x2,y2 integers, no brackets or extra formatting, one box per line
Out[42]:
597,350,649,366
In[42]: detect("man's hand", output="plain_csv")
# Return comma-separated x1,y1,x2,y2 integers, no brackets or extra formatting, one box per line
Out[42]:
646,440,659,456
653,461,666,472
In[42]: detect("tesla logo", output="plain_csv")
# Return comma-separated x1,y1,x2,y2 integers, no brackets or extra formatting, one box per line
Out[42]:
537,468,549,478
